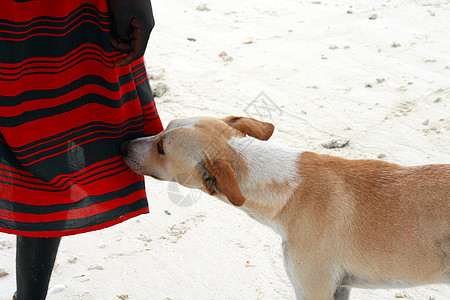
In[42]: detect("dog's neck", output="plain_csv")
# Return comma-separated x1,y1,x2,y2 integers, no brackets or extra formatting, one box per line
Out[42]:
227,136,303,223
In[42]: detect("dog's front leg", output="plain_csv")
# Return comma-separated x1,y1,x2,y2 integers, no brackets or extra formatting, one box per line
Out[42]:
282,241,342,300
282,241,304,299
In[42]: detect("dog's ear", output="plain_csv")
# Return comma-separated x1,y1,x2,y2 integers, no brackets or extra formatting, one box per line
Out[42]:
202,157,246,207
222,116,274,141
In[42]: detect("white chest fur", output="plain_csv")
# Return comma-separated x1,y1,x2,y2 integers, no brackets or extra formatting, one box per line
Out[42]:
227,136,303,220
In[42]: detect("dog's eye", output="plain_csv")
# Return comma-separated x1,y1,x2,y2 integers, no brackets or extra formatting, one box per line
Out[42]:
157,140,165,155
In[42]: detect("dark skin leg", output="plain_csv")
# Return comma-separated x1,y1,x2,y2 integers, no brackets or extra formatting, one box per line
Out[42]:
15,236,61,300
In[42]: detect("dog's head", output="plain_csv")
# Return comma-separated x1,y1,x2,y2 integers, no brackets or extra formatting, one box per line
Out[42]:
122,116,274,206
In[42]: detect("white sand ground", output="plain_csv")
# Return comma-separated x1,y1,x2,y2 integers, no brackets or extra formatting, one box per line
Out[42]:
1,0,449,299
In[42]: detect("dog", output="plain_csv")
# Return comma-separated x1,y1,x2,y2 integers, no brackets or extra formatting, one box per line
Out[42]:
122,116,450,300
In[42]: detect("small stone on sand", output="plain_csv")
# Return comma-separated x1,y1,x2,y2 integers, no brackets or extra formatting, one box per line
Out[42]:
243,37,254,44
68,257,78,264
322,139,350,149
0,268,9,277
152,83,169,98
196,3,210,11
395,292,409,298
219,51,233,61
88,264,104,270
0,239,13,250
47,284,66,295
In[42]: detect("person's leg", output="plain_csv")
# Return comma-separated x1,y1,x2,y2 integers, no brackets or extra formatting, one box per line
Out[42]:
15,236,61,300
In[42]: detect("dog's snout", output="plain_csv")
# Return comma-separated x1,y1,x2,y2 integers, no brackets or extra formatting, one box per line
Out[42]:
120,141,130,157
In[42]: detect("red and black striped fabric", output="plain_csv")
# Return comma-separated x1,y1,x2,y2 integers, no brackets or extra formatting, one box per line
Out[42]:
0,0,164,237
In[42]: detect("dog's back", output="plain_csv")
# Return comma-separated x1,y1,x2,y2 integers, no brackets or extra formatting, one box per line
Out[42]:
285,151,449,287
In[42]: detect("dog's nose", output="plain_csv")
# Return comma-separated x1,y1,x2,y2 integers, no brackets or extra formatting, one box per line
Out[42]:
120,141,129,157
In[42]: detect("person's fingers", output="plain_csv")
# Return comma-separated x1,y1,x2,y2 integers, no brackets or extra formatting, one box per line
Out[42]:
110,36,132,53
113,18,150,67
114,48,138,67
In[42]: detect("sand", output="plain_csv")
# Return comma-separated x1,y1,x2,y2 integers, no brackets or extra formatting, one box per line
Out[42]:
1,0,449,299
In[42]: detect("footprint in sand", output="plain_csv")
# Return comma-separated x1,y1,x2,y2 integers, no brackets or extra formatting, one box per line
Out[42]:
164,213,207,243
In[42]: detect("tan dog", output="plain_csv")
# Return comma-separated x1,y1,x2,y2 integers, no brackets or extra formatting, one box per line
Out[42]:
122,116,450,300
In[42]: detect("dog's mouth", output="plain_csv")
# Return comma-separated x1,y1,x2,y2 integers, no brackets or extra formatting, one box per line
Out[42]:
131,165,165,181
122,156,143,174
127,165,143,175
148,173,162,180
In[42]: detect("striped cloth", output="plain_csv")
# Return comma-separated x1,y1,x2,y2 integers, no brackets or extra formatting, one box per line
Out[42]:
0,0,163,237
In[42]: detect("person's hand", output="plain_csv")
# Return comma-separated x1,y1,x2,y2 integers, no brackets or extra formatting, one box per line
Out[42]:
108,0,155,67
